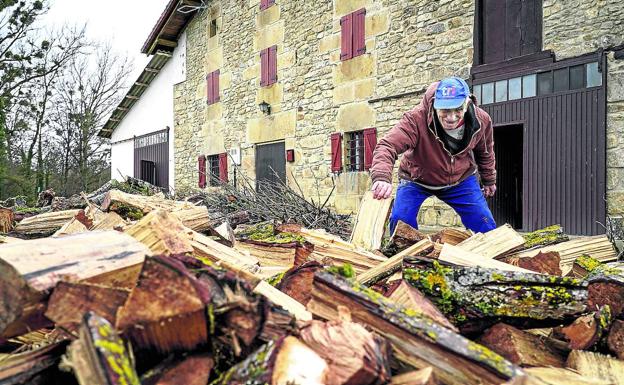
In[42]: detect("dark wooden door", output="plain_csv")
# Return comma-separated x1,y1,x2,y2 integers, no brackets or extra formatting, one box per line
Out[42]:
255,141,286,191
134,128,169,189
489,124,523,229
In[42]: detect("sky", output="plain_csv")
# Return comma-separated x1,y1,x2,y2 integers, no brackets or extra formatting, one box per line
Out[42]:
41,0,171,85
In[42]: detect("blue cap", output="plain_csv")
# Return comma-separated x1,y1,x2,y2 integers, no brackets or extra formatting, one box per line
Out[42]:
433,77,470,109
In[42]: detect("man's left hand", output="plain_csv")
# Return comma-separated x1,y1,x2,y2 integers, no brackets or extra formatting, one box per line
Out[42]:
483,184,496,198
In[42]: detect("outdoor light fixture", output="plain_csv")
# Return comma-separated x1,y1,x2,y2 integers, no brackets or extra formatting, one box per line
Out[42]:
259,100,271,115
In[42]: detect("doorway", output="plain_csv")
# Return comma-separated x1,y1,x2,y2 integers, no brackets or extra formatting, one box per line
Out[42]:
255,141,286,192
489,124,523,229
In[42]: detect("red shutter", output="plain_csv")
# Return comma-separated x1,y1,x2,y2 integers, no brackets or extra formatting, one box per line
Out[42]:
353,8,366,57
260,48,268,86
198,155,206,188
267,0,275,7
218,153,228,182
269,45,277,85
260,0,268,10
206,73,213,104
363,127,377,170
330,132,342,172
213,70,220,102
340,14,353,61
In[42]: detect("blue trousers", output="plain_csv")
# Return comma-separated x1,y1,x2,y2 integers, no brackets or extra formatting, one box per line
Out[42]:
389,175,496,234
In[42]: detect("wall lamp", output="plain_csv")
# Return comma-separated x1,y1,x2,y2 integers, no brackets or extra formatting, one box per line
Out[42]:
259,100,271,115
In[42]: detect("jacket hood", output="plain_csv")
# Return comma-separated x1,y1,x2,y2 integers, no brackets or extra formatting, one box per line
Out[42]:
422,81,440,117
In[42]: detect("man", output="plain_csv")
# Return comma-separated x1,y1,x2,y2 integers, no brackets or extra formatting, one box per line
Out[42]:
370,77,497,234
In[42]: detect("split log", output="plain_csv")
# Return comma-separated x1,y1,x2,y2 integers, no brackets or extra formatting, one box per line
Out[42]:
566,350,624,385
477,323,565,367
13,209,81,237
213,336,329,385
505,251,562,276
586,262,624,318
439,244,533,273
349,191,393,251
189,229,260,276
0,341,69,385
141,354,214,385
0,206,14,233
356,239,434,286
253,281,312,321
298,320,392,385
456,224,525,259
0,230,149,338
44,281,129,332
235,240,297,268
276,261,324,306
522,367,613,385
403,258,588,327
52,211,89,237
90,210,127,231
307,270,524,385
115,256,210,353
125,209,194,256
386,280,457,332
390,368,437,385
170,205,212,232
607,319,624,359
213,220,235,246
101,189,190,216
385,220,427,254
523,328,571,354
552,305,612,350
429,228,471,246
67,312,140,385
571,254,603,278
522,225,569,249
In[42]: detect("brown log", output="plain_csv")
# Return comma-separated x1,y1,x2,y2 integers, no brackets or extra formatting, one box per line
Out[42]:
565,350,624,385
299,319,391,385
44,281,129,332
391,368,438,385
552,306,612,350
67,312,140,385
429,228,471,245
0,206,14,233
235,240,297,268
141,354,214,385
171,206,212,232
386,280,457,332
125,209,194,256
607,319,624,359
386,220,427,252
115,256,210,353
307,271,524,385
478,323,565,367
0,341,69,385
13,209,81,237
253,281,312,321
349,191,393,251
276,261,324,306
571,255,603,278
101,189,188,215
505,251,562,276
0,230,149,339
587,262,624,318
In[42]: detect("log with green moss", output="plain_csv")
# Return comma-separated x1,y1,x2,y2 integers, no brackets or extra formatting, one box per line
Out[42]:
522,225,569,249
307,270,524,385
403,258,588,329
585,262,624,318
571,254,603,278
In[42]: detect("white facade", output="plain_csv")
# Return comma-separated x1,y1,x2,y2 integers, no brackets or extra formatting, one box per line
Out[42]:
109,32,187,191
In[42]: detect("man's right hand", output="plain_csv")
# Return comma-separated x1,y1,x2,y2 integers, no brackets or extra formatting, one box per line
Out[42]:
371,181,392,199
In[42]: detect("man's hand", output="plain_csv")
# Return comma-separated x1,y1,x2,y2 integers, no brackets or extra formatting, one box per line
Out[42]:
371,181,392,199
483,184,496,198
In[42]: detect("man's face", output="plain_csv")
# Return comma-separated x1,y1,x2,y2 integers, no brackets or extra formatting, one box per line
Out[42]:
436,104,466,130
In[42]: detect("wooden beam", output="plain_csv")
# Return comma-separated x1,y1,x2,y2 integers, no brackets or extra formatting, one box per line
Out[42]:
116,106,129,111
125,95,140,100
156,38,177,48
134,81,149,87
144,67,160,73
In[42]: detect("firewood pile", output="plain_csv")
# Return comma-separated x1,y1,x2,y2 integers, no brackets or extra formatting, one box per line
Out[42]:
0,188,623,385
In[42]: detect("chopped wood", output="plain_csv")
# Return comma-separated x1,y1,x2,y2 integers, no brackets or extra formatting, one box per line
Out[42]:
522,225,569,249
44,281,129,332
298,320,392,385
234,240,297,268
213,220,235,246
552,305,611,350
439,244,534,273
214,336,329,385
477,323,565,367
115,256,210,353
170,205,212,232
67,312,140,385
90,210,127,231
386,220,427,253
456,224,525,259
566,350,624,385
0,341,68,384
522,367,613,385
276,261,324,306
253,281,312,321
52,215,88,237
608,319,624,359
101,189,191,216
386,280,457,332
307,270,524,385
189,229,260,279
403,258,588,326
141,354,214,385
586,262,624,318
0,230,149,338
13,209,81,237
349,191,393,251
429,228,471,245
356,239,434,286
505,251,563,276
125,209,194,256
571,254,603,278
0,235,23,244
391,368,438,385
524,328,571,354
0,207,14,233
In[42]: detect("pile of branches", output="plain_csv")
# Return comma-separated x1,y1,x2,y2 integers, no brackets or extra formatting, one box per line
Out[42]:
200,169,352,239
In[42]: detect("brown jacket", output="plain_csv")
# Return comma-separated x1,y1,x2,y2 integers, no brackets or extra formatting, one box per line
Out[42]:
370,82,496,187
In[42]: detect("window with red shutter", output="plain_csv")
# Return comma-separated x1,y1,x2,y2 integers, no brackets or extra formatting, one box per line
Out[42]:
268,45,277,85
213,70,220,103
340,14,353,61
353,8,366,58
260,48,269,86
330,132,343,172
259,0,268,10
198,155,207,188
219,153,228,182
363,127,377,170
206,74,213,105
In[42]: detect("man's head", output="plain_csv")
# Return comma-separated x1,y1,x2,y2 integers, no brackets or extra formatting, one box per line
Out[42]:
434,77,470,130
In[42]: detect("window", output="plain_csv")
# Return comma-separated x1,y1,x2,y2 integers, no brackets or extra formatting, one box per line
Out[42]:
330,128,376,173
140,160,156,185
340,8,366,61
198,155,206,188
209,19,217,38
260,0,275,11
207,153,228,185
260,45,277,87
206,70,220,105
